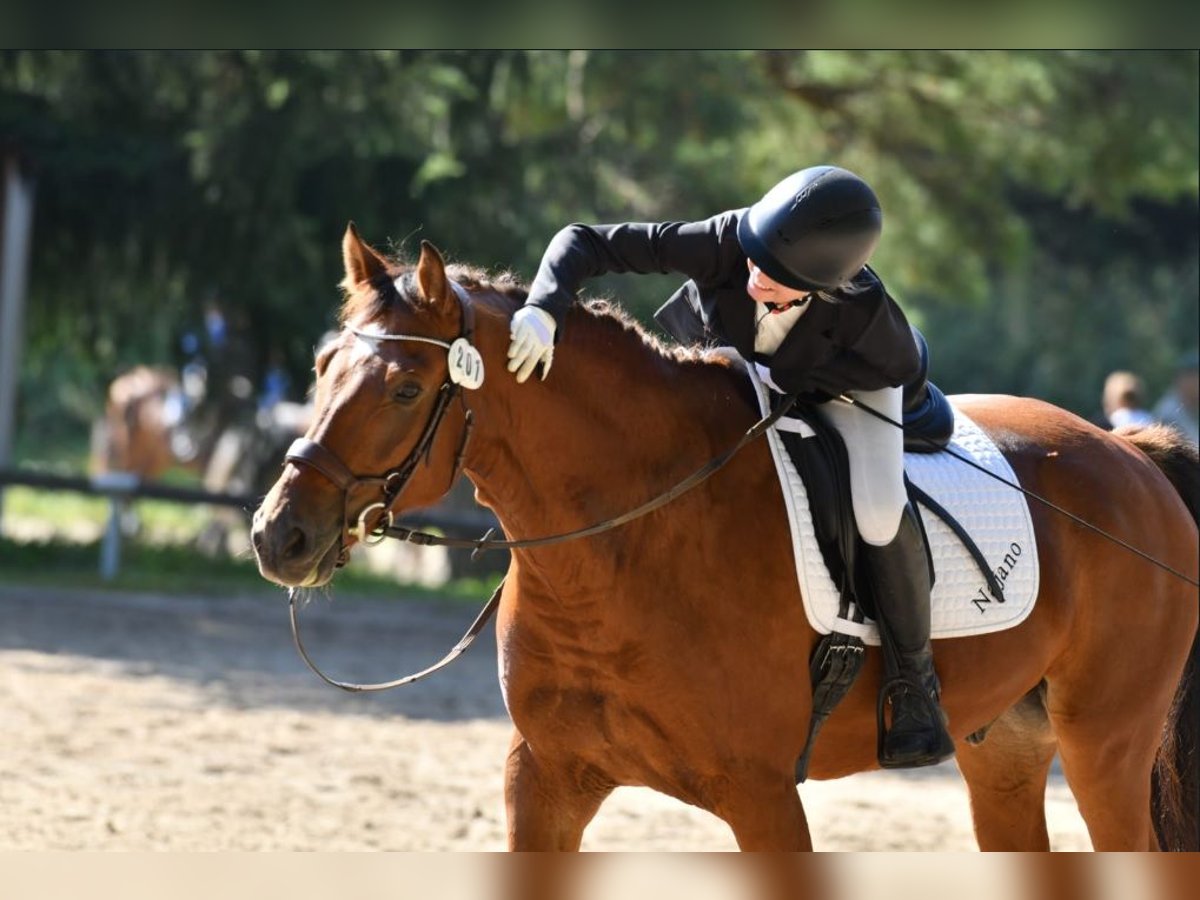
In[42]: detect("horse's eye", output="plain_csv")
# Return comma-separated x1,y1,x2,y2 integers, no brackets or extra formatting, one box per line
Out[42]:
394,382,422,403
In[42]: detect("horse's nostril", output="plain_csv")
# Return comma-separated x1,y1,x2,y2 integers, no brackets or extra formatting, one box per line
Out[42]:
280,526,307,560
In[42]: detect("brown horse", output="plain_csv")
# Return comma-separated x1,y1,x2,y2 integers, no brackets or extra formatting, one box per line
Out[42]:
251,227,1199,851
90,365,188,480
93,364,310,488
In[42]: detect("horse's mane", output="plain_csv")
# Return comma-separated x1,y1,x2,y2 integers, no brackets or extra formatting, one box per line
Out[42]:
340,256,730,370
573,298,723,368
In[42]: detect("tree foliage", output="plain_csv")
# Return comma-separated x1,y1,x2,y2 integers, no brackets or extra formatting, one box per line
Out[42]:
1,50,1196,445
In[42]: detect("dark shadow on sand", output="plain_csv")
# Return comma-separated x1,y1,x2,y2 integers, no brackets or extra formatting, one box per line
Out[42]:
0,584,508,723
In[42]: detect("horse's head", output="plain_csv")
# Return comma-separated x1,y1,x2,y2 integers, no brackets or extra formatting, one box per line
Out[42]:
252,224,479,588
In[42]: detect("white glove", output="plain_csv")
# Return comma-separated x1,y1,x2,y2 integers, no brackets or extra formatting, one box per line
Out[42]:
507,306,557,383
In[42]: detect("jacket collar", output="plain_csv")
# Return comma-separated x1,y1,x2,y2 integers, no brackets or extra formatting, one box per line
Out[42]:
714,276,840,359
714,275,757,356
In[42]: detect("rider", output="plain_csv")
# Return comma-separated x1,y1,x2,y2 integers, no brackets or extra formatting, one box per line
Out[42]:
505,165,955,769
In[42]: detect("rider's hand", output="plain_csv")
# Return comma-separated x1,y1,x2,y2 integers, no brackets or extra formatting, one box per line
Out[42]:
507,306,557,383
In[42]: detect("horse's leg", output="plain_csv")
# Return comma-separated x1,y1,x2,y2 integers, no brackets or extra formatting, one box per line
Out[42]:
1047,695,1159,851
956,687,1058,850
504,730,612,851
1039,651,1177,853
1041,562,1193,852
718,772,812,850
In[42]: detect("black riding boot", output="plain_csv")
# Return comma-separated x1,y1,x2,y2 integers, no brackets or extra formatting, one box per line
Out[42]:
864,502,956,769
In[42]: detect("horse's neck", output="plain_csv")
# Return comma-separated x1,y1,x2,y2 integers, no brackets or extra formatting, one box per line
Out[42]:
465,312,746,549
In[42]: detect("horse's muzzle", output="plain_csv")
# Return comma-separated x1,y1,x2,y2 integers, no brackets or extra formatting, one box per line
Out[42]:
251,501,342,588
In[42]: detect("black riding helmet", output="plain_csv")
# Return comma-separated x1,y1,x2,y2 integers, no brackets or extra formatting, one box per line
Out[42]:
737,166,882,292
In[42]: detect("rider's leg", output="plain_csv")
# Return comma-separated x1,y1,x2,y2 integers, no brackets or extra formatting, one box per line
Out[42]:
819,387,954,768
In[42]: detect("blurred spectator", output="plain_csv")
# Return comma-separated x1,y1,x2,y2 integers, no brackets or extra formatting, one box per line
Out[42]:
1102,370,1156,430
163,300,231,460
1152,350,1199,442
204,301,256,424
175,296,233,409
164,295,258,461
258,348,293,415
203,299,228,348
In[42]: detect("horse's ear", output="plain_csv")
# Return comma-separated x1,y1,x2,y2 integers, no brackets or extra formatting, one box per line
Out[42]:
342,222,389,286
415,240,451,310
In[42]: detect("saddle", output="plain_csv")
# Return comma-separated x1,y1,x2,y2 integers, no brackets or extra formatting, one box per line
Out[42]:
779,328,990,781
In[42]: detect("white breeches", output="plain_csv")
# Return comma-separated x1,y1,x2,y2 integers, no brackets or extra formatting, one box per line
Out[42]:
816,386,907,546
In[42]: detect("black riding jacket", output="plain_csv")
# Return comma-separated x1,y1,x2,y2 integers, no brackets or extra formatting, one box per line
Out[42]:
526,209,921,399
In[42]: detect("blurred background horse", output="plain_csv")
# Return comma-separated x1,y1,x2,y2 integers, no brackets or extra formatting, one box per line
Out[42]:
90,359,312,553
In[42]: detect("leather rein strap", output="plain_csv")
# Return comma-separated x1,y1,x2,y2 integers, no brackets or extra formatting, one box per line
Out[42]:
384,392,799,553
288,580,504,692
289,393,796,692
285,282,798,691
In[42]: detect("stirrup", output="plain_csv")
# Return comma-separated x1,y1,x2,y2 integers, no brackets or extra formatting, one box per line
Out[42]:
875,674,955,769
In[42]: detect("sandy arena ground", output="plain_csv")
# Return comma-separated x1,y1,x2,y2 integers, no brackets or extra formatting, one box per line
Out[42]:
0,584,1093,851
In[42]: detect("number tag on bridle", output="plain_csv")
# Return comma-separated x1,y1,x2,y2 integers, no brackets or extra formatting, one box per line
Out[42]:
448,338,484,389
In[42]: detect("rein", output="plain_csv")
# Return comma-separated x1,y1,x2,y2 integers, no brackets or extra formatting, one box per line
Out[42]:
838,394,1200,589
376,375,1196,588
383,393,800,553
288,579,505,692
288,390,799,692
283,278,800,691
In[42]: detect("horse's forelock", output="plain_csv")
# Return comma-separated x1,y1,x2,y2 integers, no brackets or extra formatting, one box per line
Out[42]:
338,263,413,328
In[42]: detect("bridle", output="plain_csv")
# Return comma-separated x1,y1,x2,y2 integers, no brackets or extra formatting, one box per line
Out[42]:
283,280,481,567
280,280,802,691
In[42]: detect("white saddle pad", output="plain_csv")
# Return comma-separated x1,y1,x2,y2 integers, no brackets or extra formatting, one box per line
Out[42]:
742,364,1039,644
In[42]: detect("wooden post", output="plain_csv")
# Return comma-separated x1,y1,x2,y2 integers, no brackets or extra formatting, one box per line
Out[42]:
0,153,35,528
93,471,139,580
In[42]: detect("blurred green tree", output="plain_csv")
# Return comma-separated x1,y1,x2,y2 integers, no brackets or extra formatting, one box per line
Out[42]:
1,50,1195,453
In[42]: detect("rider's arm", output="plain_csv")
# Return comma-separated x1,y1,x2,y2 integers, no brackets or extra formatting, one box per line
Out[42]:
507,210,743,382
525,210,744,337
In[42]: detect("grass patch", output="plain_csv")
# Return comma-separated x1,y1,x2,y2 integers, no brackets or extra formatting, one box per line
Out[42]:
2,477,503,604
3,484,214,538
0,535,502,604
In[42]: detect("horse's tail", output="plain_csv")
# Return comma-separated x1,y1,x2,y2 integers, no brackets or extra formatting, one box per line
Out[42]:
1117,423,1199,851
